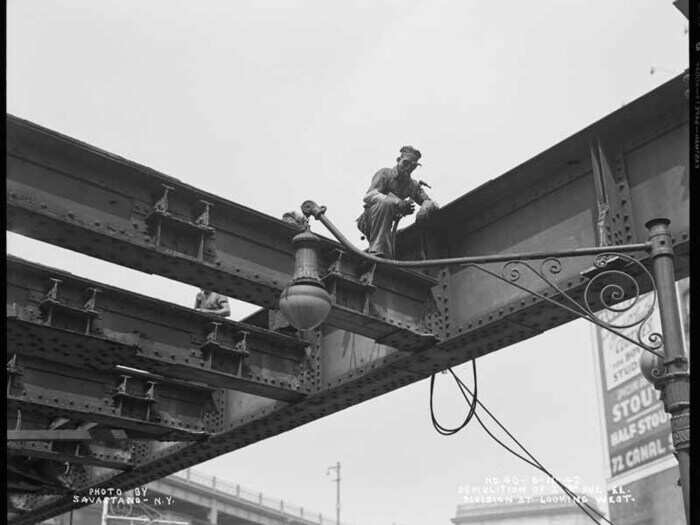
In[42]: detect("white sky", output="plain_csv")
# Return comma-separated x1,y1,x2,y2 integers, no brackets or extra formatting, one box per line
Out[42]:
6,1,688,524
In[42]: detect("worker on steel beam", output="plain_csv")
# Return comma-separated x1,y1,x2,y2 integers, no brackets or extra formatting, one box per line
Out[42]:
194,289,231,317
357,145,439,258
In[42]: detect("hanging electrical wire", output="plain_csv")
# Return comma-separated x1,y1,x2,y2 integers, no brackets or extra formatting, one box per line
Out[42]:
429,360,477,435
452,369,612,525
430,362,613,525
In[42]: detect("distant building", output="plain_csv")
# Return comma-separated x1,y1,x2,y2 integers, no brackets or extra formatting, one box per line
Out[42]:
452,495,602,525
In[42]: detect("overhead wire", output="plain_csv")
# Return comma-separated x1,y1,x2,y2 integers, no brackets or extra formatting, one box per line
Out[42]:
430,362,613,525
429,360,477,435
450,368,612,525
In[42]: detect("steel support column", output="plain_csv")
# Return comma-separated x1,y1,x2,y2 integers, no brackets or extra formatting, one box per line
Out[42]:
208,500,219,525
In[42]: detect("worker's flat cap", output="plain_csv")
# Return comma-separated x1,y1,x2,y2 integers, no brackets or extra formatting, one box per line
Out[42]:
399,145,422,160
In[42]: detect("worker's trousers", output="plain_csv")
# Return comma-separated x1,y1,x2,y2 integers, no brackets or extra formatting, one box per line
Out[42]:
356,198,401,258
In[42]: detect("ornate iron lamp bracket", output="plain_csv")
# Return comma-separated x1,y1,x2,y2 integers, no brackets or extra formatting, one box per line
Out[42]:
461,253,663,358
300,200,663,358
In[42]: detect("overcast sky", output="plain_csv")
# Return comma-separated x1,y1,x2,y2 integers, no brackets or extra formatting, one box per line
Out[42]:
6,2,688,524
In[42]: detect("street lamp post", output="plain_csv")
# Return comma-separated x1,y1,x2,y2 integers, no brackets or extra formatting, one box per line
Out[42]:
643,219,690,523
280,201,690,523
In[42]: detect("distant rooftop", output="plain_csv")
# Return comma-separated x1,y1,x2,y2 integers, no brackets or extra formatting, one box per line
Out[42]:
452,493,602,523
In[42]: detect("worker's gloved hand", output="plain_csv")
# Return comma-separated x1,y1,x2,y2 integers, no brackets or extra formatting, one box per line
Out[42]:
416,199,439,223
398,199,416,216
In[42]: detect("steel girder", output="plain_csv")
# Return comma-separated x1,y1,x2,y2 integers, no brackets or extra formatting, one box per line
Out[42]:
5,255,313,515
397,74,689,342
5,118,439,352
5,74,689,523
7,255,311,400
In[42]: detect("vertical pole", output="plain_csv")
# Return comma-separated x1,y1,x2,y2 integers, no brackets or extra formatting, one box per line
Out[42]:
336,461,341,525
327,462,341,524
645,219,690,523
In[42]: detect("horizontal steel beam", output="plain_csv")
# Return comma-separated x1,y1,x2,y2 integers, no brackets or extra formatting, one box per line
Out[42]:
7,462,73,495
7,385,210,441
7,479,53,494
6,116,438,350
8,441,133,470
7,429,125,441
7,255,311,402
401,75,690,255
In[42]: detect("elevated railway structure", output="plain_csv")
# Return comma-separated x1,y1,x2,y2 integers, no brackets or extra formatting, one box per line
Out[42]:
5,74,689,523
43,470,347,525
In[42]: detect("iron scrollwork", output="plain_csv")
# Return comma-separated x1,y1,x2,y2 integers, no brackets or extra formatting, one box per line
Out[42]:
463,252,664,358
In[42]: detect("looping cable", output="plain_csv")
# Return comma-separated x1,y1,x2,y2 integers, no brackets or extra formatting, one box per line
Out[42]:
429,361,614,525
429,360,477,435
